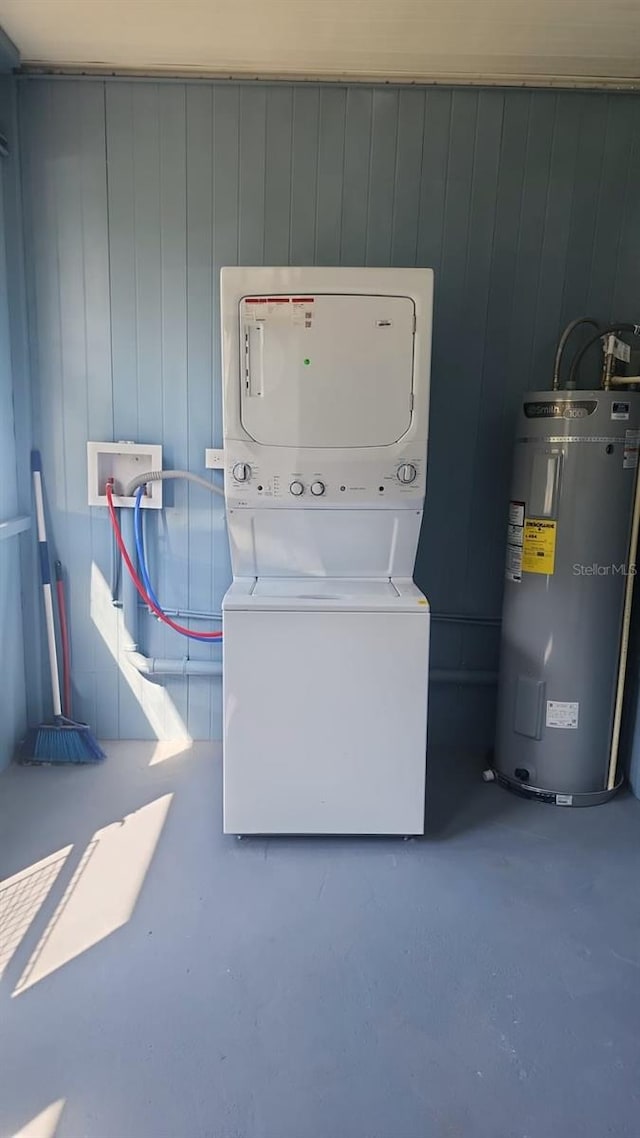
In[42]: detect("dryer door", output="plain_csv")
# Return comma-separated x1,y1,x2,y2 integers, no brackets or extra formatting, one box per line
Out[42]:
240,293,415,448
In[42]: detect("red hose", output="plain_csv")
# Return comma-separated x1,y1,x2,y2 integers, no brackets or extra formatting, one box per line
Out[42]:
55,561,72,716
105,482,222,640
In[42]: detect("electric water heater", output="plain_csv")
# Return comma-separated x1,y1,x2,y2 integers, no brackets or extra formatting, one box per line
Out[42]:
494,389,640,805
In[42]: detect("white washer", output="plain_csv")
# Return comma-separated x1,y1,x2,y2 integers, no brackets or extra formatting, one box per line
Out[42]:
220,267,433,835
223,577,429,835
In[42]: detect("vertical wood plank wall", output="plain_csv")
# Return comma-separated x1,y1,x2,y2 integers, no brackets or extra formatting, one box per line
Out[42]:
17,79,640,744
0,77,29,769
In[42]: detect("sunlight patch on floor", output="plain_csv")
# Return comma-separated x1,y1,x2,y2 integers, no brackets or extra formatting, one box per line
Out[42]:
10,1099,66,1138
0,848,73,981
148,740,194,766
13,793,173,996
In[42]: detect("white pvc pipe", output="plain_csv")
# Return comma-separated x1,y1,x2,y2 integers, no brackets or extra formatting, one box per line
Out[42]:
607,459,640,789
125,650,222,678
430,669,497,685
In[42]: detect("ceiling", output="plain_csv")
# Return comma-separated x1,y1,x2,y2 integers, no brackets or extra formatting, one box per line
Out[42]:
1,0,639,86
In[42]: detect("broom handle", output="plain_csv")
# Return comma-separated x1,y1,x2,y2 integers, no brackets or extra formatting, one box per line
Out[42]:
31,451,63,719
55,560,72,718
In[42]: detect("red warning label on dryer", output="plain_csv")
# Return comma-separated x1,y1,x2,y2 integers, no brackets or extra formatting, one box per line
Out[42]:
243,296,315,327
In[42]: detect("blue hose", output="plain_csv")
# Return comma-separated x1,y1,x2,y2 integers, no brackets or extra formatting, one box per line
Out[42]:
134,487,163,610
134,486,220,642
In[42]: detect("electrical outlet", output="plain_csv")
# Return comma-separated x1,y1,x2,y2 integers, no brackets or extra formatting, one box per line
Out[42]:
87,441,163,508
205,448,226,469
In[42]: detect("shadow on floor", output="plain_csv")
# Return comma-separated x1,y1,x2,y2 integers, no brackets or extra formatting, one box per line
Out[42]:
425,746,508,839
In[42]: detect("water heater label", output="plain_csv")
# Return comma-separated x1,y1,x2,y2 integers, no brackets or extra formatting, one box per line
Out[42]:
522,519,557,575
524,400,597,419
623,430,640,468
505,543,523,582
508,500,525,527
505,500,526,581
611,401,630,421
546,701,579,730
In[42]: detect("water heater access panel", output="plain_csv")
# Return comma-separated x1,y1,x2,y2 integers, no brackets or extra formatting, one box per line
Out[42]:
240,293,416,449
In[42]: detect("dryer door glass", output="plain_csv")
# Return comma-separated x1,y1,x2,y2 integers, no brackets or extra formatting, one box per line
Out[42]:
239,293,415,447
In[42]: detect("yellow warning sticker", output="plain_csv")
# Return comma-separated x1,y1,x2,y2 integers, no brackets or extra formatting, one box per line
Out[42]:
522,519,557,575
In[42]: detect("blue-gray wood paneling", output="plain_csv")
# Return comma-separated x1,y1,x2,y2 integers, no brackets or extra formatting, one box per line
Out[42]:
0,25,18,72
17,78,640,745
0,77,28,767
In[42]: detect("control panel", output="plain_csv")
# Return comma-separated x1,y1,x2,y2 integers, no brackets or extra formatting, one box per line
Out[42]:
223,445,425,508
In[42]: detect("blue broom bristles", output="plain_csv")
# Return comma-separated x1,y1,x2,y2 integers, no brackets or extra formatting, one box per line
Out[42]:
19,718,106,765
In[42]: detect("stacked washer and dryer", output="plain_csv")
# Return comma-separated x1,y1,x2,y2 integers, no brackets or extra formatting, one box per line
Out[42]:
220,267,434,835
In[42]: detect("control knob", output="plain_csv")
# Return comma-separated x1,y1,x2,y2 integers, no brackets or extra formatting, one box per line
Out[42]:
232,462,251,482
290,480,304,496
397,463,417,484
310,482,325,496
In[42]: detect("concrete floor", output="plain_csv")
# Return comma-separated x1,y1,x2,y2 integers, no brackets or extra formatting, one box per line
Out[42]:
0,743,639,1138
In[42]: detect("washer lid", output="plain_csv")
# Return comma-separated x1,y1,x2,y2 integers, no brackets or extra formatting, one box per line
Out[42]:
223,577,429,613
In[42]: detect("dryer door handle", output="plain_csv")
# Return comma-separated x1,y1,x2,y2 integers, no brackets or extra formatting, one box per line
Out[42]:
244,324,264,397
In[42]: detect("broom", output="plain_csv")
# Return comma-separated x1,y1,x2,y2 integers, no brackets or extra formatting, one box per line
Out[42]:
19,451,105,764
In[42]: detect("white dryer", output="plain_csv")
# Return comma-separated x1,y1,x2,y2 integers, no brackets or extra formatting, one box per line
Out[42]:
220,267,433,835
